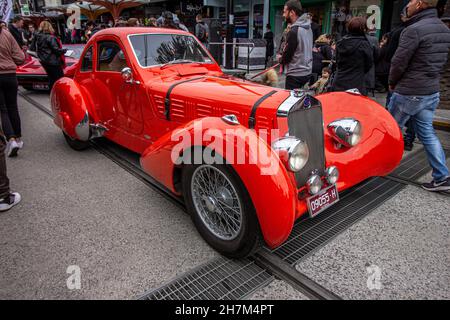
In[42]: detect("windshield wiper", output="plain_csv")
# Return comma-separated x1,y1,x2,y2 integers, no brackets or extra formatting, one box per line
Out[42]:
160,59,195,69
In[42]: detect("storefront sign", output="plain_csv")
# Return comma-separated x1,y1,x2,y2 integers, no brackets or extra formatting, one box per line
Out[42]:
181,1,203,14
20,4,31,16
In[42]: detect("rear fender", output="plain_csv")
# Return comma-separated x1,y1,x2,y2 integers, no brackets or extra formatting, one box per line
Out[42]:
141,117,297,248
50,77,90,140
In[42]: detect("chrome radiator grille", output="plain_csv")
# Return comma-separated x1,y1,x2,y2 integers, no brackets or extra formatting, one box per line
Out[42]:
287,95,325,187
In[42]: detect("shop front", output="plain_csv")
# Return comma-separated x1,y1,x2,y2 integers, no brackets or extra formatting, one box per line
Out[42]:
270,0,385,50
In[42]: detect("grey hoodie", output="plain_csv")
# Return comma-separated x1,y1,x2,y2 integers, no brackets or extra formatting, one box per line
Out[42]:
280,14,313,77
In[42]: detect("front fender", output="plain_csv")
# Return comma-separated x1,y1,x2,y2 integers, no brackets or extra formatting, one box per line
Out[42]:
140,117,297,248
317,92,404,190
50,77,90,140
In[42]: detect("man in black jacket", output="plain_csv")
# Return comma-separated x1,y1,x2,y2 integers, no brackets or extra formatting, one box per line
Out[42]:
386,7,417,151
8,16,24,48
388,0,450,192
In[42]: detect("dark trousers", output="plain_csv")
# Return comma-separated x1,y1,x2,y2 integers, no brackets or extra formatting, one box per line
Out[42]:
285,75,311,90
0,132,10,199
0,74,21,140
386,91,391,106
404,119,416,144
42,64,64,91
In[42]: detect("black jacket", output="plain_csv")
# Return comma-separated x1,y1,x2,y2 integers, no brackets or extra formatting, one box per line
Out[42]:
385,25,404,62
332,34,373,95
8,24,24,47
375,45,391,77
30,32,66,67
364,34,379,90
312,42,332,74
311,21,321,43
389,8,450,95
264,31,274,57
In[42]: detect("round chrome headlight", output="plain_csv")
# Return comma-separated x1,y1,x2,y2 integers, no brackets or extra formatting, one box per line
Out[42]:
325,166,339,185
327,118,362,147
307,174,323,195
272,137,309,172
288,140,309,172
347,121,362,146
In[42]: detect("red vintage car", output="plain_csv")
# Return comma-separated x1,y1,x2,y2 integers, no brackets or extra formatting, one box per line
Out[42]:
17,44,84,90
50,28,403,258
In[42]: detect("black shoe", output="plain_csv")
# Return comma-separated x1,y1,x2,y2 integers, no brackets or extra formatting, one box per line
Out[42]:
404,142,414,151
421,177,450,192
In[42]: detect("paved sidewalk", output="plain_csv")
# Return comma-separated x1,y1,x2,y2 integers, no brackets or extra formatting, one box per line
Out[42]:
1,87,448,300
296,184,450,300
0,95,218,299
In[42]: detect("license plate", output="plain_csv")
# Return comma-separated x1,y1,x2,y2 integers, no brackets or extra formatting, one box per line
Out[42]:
33,83,49,90
306,184,339,218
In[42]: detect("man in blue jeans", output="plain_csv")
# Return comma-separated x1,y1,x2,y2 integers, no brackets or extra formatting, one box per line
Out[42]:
388,0,450,192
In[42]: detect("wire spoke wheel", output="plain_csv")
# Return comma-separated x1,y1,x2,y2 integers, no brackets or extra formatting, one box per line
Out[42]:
190,165,243,241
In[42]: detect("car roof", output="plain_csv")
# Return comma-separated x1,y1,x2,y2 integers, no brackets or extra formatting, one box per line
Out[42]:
92,27,191,40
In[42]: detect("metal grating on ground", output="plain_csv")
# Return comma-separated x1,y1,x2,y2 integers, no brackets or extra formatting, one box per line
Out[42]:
390,148,450,184
23,92,409,300
139,257,273,300
271,177,405,265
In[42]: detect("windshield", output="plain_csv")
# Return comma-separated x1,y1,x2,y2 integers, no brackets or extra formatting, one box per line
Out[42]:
129,34,212,67
63,45,84,59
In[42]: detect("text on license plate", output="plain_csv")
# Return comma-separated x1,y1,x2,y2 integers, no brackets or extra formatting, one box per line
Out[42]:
306,184,339,218
33,83,49,90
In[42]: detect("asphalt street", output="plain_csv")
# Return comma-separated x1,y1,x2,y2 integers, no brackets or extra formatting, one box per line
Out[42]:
0,89,448,300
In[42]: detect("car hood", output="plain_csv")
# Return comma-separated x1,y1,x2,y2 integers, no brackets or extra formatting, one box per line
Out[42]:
147,74,290,129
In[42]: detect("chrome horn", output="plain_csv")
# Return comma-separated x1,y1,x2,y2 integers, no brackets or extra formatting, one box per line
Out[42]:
327,118,362,147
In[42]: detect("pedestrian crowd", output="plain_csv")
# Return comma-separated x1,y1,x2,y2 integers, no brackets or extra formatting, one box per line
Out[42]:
0,0,449,214
0,9,210,212
276,0,450,192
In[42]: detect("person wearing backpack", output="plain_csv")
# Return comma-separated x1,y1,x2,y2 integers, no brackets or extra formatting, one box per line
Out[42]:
195,14,209,48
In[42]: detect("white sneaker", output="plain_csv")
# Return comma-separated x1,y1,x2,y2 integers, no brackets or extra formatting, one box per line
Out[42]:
7,140,19,157
16,139,24,149
0,192,21,212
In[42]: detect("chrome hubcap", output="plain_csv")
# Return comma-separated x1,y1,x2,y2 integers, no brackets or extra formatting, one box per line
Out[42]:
191,165,243,241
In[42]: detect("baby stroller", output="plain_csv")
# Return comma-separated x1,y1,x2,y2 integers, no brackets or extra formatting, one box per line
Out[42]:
323,59,337,93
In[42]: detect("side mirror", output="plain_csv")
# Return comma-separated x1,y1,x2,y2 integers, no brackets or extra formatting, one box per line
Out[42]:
121,67,140,85
121,67,133,82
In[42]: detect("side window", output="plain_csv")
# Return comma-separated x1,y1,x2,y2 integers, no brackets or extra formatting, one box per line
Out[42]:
97,41,128,72
81,46,93,72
